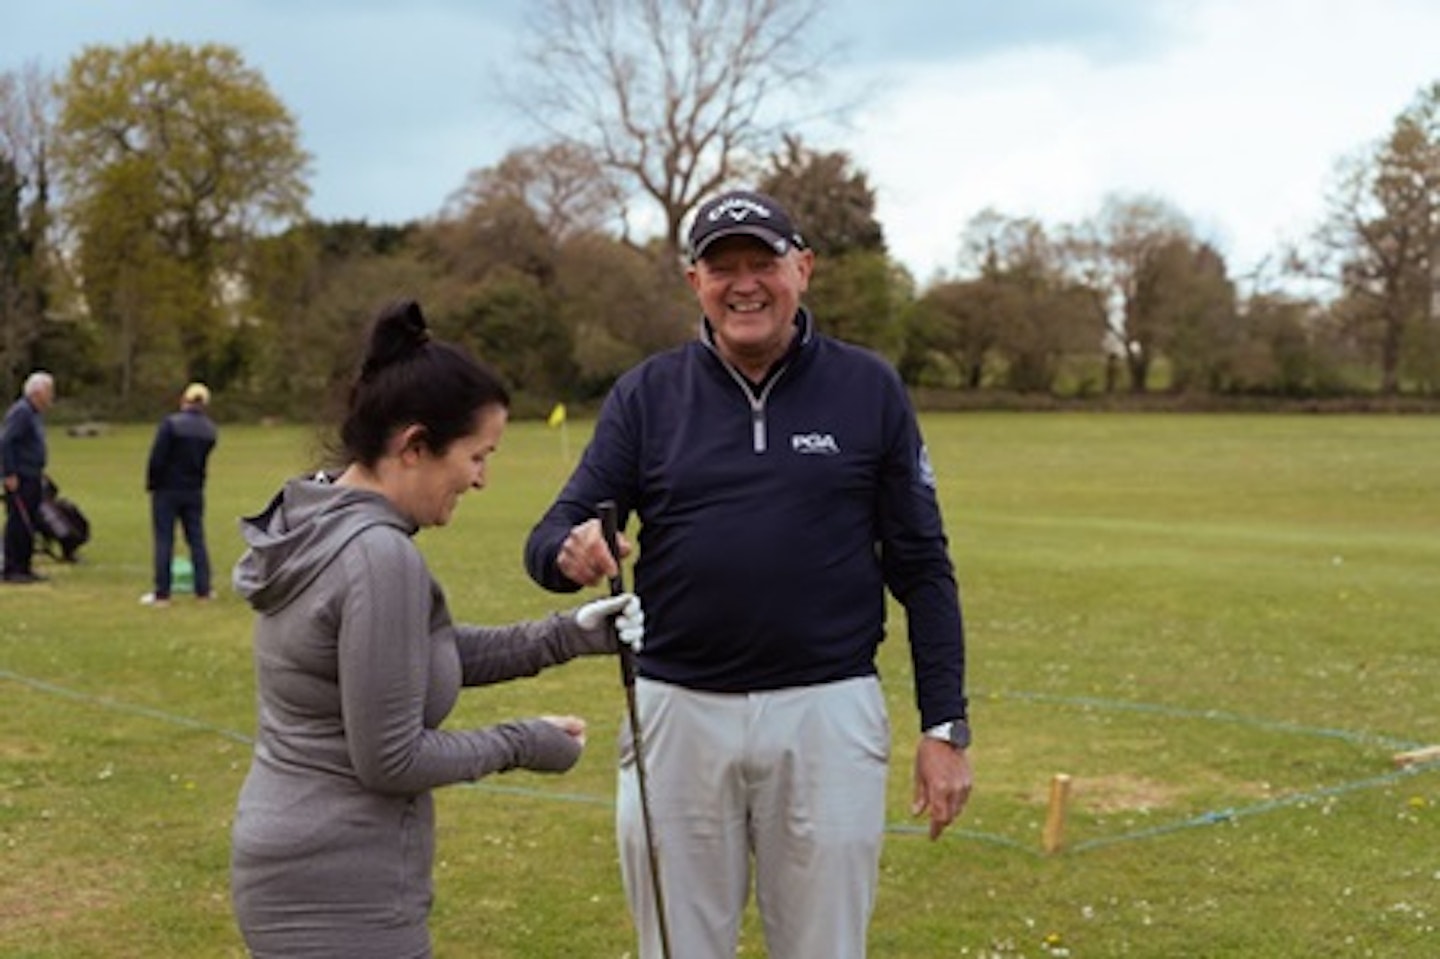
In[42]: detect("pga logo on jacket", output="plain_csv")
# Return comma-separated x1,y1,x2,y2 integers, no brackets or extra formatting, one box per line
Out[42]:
791,432,840,455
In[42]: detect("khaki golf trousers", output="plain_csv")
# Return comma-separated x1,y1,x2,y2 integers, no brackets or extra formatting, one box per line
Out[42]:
617,676,890,958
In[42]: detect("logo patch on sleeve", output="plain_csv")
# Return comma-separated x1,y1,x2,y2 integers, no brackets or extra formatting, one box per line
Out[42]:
918,445,937,488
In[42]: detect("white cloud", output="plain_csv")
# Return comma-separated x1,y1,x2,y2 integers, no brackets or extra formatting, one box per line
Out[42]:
845,0,1440,286
8,0,1438,293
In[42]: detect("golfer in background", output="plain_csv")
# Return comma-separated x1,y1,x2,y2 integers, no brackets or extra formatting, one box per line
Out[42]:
2,371,55,584
142,381,217,605
229,300,643,958
525,189,972,958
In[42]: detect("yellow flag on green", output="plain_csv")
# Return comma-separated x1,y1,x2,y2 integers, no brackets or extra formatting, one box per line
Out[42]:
547,403,567,428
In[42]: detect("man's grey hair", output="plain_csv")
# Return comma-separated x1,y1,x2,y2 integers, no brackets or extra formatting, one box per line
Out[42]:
22,371,53,398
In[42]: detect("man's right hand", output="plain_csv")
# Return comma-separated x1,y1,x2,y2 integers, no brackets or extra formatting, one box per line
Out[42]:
557,517,632,587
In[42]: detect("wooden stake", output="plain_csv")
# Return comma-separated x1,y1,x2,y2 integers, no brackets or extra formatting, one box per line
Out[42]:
1042,773,1073,855
1393,745,1440,768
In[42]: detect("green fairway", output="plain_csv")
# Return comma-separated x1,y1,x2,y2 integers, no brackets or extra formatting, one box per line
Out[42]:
3,414,1437,957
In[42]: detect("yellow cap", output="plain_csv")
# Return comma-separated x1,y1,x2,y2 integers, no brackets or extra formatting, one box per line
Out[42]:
183,382,210,405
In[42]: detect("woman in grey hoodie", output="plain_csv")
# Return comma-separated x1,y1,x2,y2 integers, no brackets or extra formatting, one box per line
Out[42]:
230,300,643,958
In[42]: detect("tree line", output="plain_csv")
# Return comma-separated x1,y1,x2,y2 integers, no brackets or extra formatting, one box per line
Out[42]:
2,3,1438,421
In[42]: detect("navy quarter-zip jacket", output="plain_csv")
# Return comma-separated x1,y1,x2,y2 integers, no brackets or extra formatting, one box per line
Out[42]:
1,397,46,479
525,310,967,729
147,406,217,491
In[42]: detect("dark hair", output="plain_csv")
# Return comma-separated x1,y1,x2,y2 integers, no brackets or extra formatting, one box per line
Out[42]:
341,300,510,466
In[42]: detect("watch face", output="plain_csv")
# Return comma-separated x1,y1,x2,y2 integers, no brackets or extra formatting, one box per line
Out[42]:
927,721,971,748
948,722,971,748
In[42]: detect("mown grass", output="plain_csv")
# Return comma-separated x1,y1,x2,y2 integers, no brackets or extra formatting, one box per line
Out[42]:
2,413,1437,957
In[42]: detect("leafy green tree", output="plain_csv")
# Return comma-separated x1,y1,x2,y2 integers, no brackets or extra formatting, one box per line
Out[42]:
423,155,572,397
1060,194,1195,393
553,231,690,392
759,138,904,355
53,40,309,402
73,159,193,401
437,267,576,398
1230,294,1349,395
761,135,884,257
908,277,1003,389
243,221,433,418
431,146,694,400
1134,238,1238,393
805,249,909,359
941,210,1104,394
996,271,1095,394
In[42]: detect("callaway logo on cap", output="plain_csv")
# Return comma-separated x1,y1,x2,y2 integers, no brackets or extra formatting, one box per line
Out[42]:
687,189,807,262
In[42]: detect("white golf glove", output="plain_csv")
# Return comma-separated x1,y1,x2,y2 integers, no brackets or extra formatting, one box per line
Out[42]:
575,592,645,652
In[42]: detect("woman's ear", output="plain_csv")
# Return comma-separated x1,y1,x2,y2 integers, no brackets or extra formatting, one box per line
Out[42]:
393,424,428,463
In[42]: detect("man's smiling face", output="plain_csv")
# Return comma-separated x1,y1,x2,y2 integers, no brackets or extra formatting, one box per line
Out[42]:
687,234,813,377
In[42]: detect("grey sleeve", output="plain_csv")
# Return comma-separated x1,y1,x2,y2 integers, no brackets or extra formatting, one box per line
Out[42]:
451,612,614,687
334,529,583,795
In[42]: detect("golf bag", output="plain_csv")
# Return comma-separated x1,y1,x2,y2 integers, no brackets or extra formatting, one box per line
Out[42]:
37,476,90,562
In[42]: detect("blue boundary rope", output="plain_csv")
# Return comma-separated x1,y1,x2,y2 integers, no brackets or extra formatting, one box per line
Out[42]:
6,668,1436,854
3,668,253,744
983,688,1425,753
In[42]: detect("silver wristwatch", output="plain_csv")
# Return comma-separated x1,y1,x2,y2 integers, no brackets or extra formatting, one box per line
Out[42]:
923,719,971,749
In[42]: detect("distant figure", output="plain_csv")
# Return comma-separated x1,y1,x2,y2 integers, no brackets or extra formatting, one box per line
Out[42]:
142,382,217,606
2,371,56,584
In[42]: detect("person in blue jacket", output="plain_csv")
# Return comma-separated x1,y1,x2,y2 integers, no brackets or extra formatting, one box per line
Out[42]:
525,189,973,959
2,371,55,583
142,382,218,606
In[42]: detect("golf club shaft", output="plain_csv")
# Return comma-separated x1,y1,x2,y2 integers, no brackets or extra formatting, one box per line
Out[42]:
9,484,36,538
597,501,672,959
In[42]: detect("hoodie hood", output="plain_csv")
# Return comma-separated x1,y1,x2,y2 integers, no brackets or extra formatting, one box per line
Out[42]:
232,475,417,614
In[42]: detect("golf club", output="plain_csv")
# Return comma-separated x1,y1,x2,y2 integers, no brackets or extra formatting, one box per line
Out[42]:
597,500,672,959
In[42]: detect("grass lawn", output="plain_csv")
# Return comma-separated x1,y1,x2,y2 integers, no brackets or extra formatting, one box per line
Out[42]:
2,413,1437,957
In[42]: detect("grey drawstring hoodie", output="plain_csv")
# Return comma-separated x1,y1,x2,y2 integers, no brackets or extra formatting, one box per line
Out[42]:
230,475,614,958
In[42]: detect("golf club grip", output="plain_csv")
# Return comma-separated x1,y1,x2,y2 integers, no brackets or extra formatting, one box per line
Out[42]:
597,500,625,596
596,500,637,687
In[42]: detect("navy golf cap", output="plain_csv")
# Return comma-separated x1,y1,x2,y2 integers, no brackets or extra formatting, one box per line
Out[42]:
687,189,807,263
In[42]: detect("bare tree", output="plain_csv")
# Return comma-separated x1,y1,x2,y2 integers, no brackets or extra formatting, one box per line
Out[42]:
957,210,1104,393
1307,82,1440,394
516,0,828,259
0,63,52,193
0,62,56,397
442,142,618,244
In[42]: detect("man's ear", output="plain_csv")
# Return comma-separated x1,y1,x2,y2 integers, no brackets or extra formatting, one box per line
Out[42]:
793,248,815,292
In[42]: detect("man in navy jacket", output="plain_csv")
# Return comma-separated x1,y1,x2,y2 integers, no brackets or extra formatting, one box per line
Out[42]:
525,190,971,958
2,371,55,583
143,382,218,605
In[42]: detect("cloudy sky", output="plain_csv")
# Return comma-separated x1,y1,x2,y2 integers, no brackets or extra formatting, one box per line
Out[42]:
6,0,1438,287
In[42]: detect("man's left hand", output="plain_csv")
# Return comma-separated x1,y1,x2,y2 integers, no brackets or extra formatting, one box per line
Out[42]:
912,738,973,840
